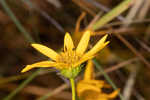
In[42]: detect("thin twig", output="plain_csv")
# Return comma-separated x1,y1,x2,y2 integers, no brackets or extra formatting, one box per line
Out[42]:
137,0,150,20
0,73,29,85
144,25,150,42
116,70,145,100
136,39,150,52
22,0,65,33
98,58,138,76
122,64,140,100
37,84,68,100
123,0,144,27
114,33,150,68
75,12,86,33
0,83,71,100
104,18,150,28
85,12,102,30
91,27,144,36
72,0,96,16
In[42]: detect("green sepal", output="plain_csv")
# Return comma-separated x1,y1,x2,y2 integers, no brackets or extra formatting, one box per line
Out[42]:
60,65,83,78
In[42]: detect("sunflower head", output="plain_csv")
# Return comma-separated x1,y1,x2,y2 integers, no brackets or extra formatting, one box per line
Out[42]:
21,30,109,78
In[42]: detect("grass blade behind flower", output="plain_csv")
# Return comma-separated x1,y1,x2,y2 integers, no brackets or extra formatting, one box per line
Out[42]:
92,0,132,30
0,0,34,43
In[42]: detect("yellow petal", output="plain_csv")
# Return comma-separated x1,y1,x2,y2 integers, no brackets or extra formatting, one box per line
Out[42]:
86,80,105,88
84,60,94,80
73,55,94,67
21,61,57,73
76,30,91,55
97,94,109,100
84,34,109,57
77,81,101,96
107,89,119,98
64,32,74,51
97,89,119,100
31,44,59,61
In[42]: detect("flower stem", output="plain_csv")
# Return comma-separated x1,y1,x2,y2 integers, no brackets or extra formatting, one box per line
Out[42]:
70,78,76,100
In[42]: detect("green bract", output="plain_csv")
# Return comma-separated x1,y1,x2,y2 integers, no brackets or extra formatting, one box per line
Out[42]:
61,65,82,78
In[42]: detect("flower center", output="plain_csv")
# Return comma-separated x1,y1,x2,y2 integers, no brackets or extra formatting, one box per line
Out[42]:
58,50,80,67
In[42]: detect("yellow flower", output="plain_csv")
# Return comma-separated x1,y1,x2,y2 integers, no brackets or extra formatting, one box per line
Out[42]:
77,60,119,100
21,30,109,78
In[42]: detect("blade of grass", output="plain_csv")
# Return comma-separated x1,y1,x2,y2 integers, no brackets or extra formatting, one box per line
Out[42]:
86,0,125,21
92,58,124,100
0,0,34,43
92,0,132,30
0,0,41,100
3,69,41,100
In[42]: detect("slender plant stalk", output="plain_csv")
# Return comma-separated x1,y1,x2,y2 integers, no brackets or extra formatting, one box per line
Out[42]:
70,78,76,100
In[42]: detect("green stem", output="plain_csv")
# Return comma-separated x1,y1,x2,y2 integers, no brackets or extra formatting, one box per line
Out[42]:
70,78,76,100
